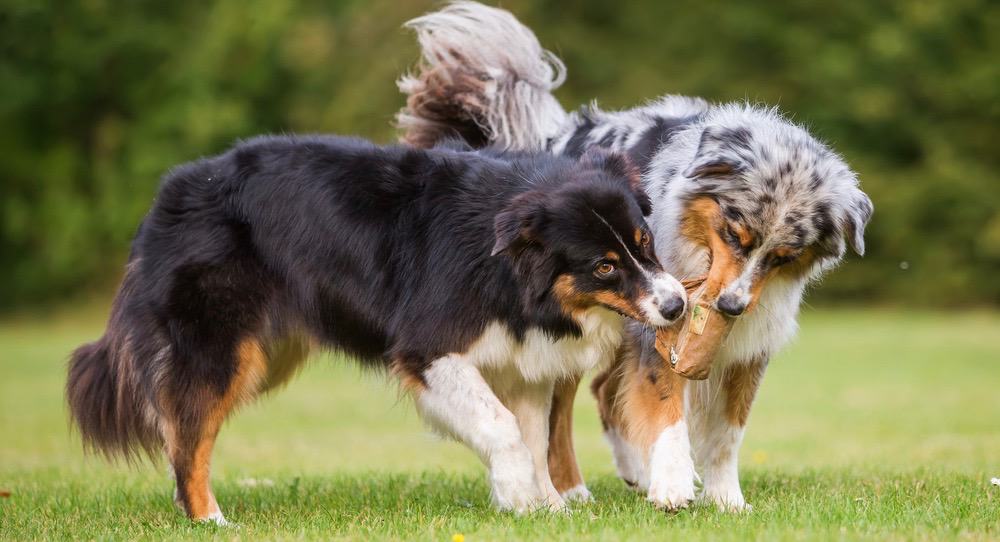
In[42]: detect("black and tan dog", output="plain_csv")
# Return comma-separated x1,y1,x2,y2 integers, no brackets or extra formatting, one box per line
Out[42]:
67,134,687,522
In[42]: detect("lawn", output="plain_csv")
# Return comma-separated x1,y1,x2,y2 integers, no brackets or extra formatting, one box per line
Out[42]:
1,305,998,540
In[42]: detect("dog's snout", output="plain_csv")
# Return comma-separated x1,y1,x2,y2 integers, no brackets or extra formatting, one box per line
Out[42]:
659,295,686,322
640,272,687,327
716,293,747,317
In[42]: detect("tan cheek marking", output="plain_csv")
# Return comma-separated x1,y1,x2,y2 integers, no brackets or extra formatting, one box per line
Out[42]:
554,274,644,320
552,274,589,314
680,197,747,295
723,359,768,426
593,290,643,320
704,228,744,299
634,228,643,245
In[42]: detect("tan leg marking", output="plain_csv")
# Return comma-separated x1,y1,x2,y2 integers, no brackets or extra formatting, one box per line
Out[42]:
722,359,768,427
170,338,267,521
547,376,583,494
601,337,686,455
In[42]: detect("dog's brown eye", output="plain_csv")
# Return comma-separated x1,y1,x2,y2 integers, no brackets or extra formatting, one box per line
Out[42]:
595,262,616,277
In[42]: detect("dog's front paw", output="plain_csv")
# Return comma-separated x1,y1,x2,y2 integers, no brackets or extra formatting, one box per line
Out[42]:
195,510,231,526
491,482,543,514
544,493,568,513
560,483,593,503
701,489,751,513
647,472,696,511
646,423,696,511
646,451,696,511
490,462,546,513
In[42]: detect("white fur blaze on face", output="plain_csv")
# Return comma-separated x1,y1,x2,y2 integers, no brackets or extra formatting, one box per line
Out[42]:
604,427,646,490
641,272,687,327
415,355,544,513
646,419,696,510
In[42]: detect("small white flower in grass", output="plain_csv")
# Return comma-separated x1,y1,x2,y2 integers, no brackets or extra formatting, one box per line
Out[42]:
990,477,1000,487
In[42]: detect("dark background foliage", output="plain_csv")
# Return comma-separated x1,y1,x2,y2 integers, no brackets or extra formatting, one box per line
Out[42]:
2,0,998,309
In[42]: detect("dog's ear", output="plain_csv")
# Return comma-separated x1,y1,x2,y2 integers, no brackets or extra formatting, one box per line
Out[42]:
683,125,750,179
844,190,873,256
492,191,548,256
581,148,653,215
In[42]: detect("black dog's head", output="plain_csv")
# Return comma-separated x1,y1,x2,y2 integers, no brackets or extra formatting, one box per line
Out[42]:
492,150,686,327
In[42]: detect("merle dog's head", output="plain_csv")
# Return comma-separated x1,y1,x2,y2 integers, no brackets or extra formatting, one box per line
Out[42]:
492,150,686,327
666,106,873,317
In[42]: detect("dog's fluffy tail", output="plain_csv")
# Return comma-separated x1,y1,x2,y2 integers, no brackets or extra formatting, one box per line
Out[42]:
67,265,160,461
397,1,569,151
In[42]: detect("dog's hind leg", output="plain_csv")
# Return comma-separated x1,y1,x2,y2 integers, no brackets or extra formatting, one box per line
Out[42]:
546,376,591,502
159,338,267,524
412,355,543,513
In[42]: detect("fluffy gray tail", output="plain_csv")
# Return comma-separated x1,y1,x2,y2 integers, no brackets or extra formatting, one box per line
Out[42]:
66,267,160,461
397,1,569,151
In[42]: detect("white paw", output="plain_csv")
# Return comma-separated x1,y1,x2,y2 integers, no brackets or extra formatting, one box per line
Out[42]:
560,484,593,503
491,481,542,514
544,493,568,513
646,422,696,511
647,469,696,511
702,489,751,513
490,457,545,513
197,510,230,526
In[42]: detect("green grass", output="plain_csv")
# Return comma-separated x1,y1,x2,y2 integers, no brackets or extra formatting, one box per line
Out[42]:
2,306,999,540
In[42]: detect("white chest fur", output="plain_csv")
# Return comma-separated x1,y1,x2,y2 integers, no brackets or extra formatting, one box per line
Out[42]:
462,307,625,383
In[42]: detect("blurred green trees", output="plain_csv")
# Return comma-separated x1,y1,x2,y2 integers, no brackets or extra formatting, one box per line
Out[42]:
1,0,997,308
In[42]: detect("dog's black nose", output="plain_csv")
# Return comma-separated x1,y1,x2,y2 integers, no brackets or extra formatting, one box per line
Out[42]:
659,295,686,322
716,293,747,317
